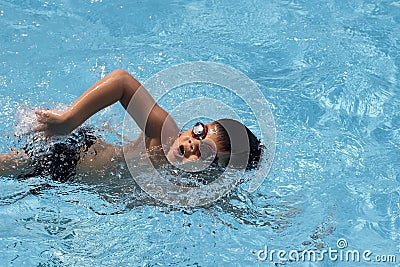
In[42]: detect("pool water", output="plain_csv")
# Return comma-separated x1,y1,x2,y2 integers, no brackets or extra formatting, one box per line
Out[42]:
0,0,399,266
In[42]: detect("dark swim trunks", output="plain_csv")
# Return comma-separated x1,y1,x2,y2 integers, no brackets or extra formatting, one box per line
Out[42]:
19,127,97,182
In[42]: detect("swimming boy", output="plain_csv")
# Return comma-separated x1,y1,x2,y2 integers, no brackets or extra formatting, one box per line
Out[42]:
0,70,262,181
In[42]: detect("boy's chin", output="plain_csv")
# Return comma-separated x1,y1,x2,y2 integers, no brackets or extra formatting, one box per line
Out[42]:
165,151,174,164
165,156,215,173
165,149,180,164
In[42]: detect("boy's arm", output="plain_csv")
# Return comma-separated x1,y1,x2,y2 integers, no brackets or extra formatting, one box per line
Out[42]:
36,69,178,139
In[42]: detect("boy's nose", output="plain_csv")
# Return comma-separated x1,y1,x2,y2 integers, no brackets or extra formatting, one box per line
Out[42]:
183,140,200,157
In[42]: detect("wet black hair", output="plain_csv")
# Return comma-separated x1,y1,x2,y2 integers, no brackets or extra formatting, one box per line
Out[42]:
210,119,263,170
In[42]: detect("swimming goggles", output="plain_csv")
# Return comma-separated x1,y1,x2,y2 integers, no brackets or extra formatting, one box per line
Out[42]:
191,122,208,140
191,122,220,165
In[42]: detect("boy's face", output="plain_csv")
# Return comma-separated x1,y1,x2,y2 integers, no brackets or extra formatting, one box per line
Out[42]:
166,123,229,167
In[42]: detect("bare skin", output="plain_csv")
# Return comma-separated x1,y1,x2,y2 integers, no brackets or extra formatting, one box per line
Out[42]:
0,149,34,177
0,69,227,179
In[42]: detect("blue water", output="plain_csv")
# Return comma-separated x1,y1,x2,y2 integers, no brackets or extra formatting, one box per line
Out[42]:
0,0,399,266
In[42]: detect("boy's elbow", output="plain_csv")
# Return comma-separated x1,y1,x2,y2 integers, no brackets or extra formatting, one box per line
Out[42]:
112,69,131,80
111,69,139,89
110,69,142,105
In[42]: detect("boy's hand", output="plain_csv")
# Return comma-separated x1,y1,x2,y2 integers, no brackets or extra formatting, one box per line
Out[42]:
35,110,74,136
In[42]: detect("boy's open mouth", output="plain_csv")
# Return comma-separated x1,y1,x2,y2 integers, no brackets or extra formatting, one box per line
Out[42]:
173,145,184,158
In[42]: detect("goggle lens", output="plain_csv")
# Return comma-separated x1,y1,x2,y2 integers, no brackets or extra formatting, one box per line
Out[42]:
191,122,208,140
